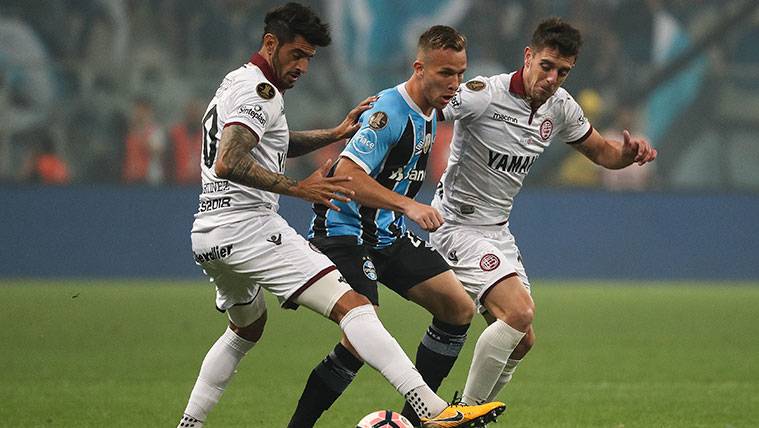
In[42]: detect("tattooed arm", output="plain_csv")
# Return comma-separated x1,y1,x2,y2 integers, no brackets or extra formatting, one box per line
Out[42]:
215,124,354,210
215,124,297,193
288,96,377,157
288,129,341,158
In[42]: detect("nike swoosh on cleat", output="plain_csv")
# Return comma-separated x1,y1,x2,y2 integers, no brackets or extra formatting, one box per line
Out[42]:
436,411,465,422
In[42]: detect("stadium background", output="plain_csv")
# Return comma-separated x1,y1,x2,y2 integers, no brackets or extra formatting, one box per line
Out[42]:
1,1,758,427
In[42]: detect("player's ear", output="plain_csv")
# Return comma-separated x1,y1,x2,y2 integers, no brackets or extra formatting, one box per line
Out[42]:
262,33,278,55
412,59,424,78
524,46,532,68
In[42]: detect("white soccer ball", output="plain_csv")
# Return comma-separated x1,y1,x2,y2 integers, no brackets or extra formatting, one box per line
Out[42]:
356,409,414,428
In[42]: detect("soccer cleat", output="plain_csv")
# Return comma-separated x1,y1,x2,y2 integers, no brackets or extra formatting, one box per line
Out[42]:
420,401,506,428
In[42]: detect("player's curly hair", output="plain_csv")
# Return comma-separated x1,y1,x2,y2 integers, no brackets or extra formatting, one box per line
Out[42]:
418,25,467,52
263,2,331,47
531,17,582,58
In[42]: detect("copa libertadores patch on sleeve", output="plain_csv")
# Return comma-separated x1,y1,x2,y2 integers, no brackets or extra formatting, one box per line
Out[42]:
256,82,275,100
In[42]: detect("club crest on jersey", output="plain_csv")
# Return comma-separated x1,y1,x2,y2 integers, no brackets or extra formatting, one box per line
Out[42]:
362,257,378,280
415,133,433,154
466,80,486,91
256,82,275,100
352,128,378,154
368,111,388,130
479,253,500,271
540,118,554,140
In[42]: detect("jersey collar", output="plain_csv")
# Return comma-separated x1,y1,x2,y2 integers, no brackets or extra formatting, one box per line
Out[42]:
510,66,544,123
398,82,434,121
249,53,286,92
508,67,527,97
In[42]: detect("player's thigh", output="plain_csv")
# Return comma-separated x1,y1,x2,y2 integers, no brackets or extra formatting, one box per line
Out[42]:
192,214,340,316
480,274,534,324
405,269,474,324
310,236,380,305
191,223,262,313
226,288,267,330
430,222,531,314
293,268,356,320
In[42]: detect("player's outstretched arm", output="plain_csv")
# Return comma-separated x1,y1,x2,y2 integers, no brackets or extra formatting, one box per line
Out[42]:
215,124,354,211
288,96,377,157
573,128,657,169
333,157,444,231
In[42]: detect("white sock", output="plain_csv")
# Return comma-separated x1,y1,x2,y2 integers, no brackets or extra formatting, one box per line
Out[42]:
462,319,525,405
177,414,203,428
339,305,447,417
180,327,256,424
486,358,521,402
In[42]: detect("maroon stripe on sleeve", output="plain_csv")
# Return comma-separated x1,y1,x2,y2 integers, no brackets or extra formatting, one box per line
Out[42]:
566,125,593,145
224,121,260,141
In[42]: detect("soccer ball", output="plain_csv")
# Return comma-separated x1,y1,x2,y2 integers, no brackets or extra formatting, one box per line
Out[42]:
356,410,414,428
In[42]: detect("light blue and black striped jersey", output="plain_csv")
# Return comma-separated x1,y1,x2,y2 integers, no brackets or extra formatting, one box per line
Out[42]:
309,83,436,248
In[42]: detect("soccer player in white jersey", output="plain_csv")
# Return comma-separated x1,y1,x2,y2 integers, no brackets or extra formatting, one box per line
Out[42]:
177,3,504,428
429,17,657,407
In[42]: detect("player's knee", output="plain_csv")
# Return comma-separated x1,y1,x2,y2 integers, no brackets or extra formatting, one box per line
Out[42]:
428,289,475,325
226,290,268,340
522,303,535,325
449,295,476,324
520,329,536,352
229,311,267,342
516,305,535,329
502,302,534,331
330,290,372,323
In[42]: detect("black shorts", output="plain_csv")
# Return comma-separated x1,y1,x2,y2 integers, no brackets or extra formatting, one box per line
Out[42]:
310,231,451,306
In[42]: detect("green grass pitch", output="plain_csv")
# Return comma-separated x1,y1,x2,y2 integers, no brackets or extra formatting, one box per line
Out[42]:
1,279,757,427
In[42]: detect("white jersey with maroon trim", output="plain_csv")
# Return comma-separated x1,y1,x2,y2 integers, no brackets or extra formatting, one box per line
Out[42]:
433,69,592,225
192,62,288,233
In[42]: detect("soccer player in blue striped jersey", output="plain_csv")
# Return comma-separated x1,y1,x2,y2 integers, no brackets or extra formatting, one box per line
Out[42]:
287,26,489,428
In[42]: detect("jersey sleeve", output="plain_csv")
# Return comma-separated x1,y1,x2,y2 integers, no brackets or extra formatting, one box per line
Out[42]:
557,92,593,144
220,79,281,140
341,97,403,175
441,76,492,122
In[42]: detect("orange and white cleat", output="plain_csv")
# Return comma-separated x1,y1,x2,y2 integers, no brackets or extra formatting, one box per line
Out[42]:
420,400,506,428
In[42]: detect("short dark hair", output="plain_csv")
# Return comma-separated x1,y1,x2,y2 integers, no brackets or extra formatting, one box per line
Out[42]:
418,25,467,53
263,2,331,47
531,17,582,58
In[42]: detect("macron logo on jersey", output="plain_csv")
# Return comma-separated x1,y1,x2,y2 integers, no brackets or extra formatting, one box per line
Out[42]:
492,112,518,124
487,150,537,174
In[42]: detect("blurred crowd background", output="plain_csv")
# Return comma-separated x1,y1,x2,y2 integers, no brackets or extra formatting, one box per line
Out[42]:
1,0,758,191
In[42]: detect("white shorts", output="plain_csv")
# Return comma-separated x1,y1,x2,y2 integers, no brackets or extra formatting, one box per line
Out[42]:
191,212,345,315
429,222,530,313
